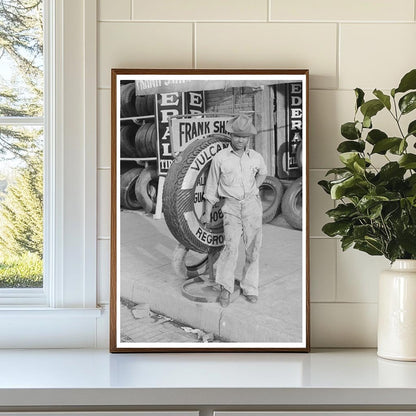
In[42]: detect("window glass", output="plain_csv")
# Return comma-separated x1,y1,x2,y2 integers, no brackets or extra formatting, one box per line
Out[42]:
0,0,44,289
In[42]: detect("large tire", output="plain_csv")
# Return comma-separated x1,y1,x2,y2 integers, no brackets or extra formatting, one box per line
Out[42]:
135,95,155,116
135,96,147,116
120,160,137,175
172,243,221,279
144,123,157,156
120,124,139,157
281,177,303,230
162,134,230,253
120,83,137,118
146,94,155,114
135,123,157,157
135,165,158,213
259,176,284,224
296,142,303,169
120,167,143,210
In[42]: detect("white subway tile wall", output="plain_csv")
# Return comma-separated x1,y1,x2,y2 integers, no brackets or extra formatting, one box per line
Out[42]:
99,0,131,21
270,0,414,22
97,0,416,347
98,89,111,168
196,23,337,89
310,239,336,302
132,0,269,21
97,169,111,239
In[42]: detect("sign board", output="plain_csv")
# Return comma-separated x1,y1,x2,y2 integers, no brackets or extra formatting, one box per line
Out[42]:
287,82,303,170
155,92,205,176
170,116,232,154
135,79,280,95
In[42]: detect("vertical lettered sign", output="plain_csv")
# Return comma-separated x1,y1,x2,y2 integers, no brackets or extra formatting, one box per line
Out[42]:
156,91,206,176
287,83,303,170
184,91,205,115
156,92,183,175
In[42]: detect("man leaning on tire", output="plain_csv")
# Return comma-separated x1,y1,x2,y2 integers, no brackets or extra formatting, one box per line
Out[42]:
201,114,267,307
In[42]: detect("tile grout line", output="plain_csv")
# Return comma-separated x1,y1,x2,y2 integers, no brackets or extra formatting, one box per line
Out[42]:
268,0,271,22
336,22,340,90
311,301,378,305
130,0,133,20
97,19,415,24
333,229,338,302
193,22,197,69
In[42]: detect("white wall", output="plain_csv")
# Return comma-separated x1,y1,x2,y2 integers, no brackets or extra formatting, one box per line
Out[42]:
96,0,416,347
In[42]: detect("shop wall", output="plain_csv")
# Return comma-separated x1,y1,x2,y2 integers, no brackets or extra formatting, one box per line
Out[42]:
96,0,416,347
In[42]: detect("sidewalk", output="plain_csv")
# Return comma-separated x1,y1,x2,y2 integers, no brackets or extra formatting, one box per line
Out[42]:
120,209,303,343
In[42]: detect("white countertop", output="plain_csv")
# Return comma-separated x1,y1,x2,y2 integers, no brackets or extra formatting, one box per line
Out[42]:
0,349,416,408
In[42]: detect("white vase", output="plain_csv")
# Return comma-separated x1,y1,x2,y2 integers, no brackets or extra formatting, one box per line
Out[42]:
378,259,416,361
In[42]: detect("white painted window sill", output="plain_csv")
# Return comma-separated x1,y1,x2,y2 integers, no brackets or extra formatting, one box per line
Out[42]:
0,308,103,349
0,349,415,410
0,307,102,316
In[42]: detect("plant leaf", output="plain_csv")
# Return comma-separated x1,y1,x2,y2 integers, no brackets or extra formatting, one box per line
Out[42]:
366,129,387,145
408,120,416,137
326,203,357,220
398,227,416,255
355,88,365,110
339,152,360,167
352,224,373,240
386,240,403,263
399,91,416,115
369,203,383,219
325,167,352,176
329,175,368,200
399,154,416,169
341,122,360,140
357,195,389,212
341,235,355,251
395,69,416,94
354,241,383,256
371,137,402,154
377,162,406,181
337,140,365,153
373,89,391,110
322,221,351,237
362,115,372,129
389,138,408,155
360,99,384,119
318,180,331,194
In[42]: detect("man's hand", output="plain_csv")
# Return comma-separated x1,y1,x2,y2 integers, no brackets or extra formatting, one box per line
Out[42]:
200,212,211,226
201,200,214,226
256,174,267,188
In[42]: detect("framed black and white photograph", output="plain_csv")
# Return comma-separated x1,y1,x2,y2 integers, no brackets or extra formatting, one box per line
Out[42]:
110,69,310,352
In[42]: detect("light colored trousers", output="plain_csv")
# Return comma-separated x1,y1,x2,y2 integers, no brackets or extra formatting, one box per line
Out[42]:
215,195,263,296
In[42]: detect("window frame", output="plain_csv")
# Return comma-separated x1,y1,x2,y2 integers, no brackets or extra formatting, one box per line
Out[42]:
0,0,101,348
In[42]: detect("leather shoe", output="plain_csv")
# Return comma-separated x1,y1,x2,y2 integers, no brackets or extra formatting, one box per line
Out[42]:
244,294,258,303
219,287,231,307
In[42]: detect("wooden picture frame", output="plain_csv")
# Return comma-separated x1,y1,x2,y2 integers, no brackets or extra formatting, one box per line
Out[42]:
110,69,310,352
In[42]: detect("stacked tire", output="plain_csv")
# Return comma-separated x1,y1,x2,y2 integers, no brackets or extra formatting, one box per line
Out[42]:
120,83,155,118
120,82,157,158
135,123,157,157
282,177,302,230
259,176,284,224
120,165,158,214
120,82,158,213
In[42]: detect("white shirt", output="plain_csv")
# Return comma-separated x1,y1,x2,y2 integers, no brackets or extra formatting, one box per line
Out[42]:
204,146,267,205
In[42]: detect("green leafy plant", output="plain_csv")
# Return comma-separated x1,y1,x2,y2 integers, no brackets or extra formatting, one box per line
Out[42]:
319,69,416,262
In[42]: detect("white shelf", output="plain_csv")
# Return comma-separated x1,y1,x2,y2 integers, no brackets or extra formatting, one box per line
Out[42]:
0,349,415,409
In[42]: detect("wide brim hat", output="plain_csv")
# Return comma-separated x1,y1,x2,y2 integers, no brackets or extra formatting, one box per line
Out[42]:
225,114,257,137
